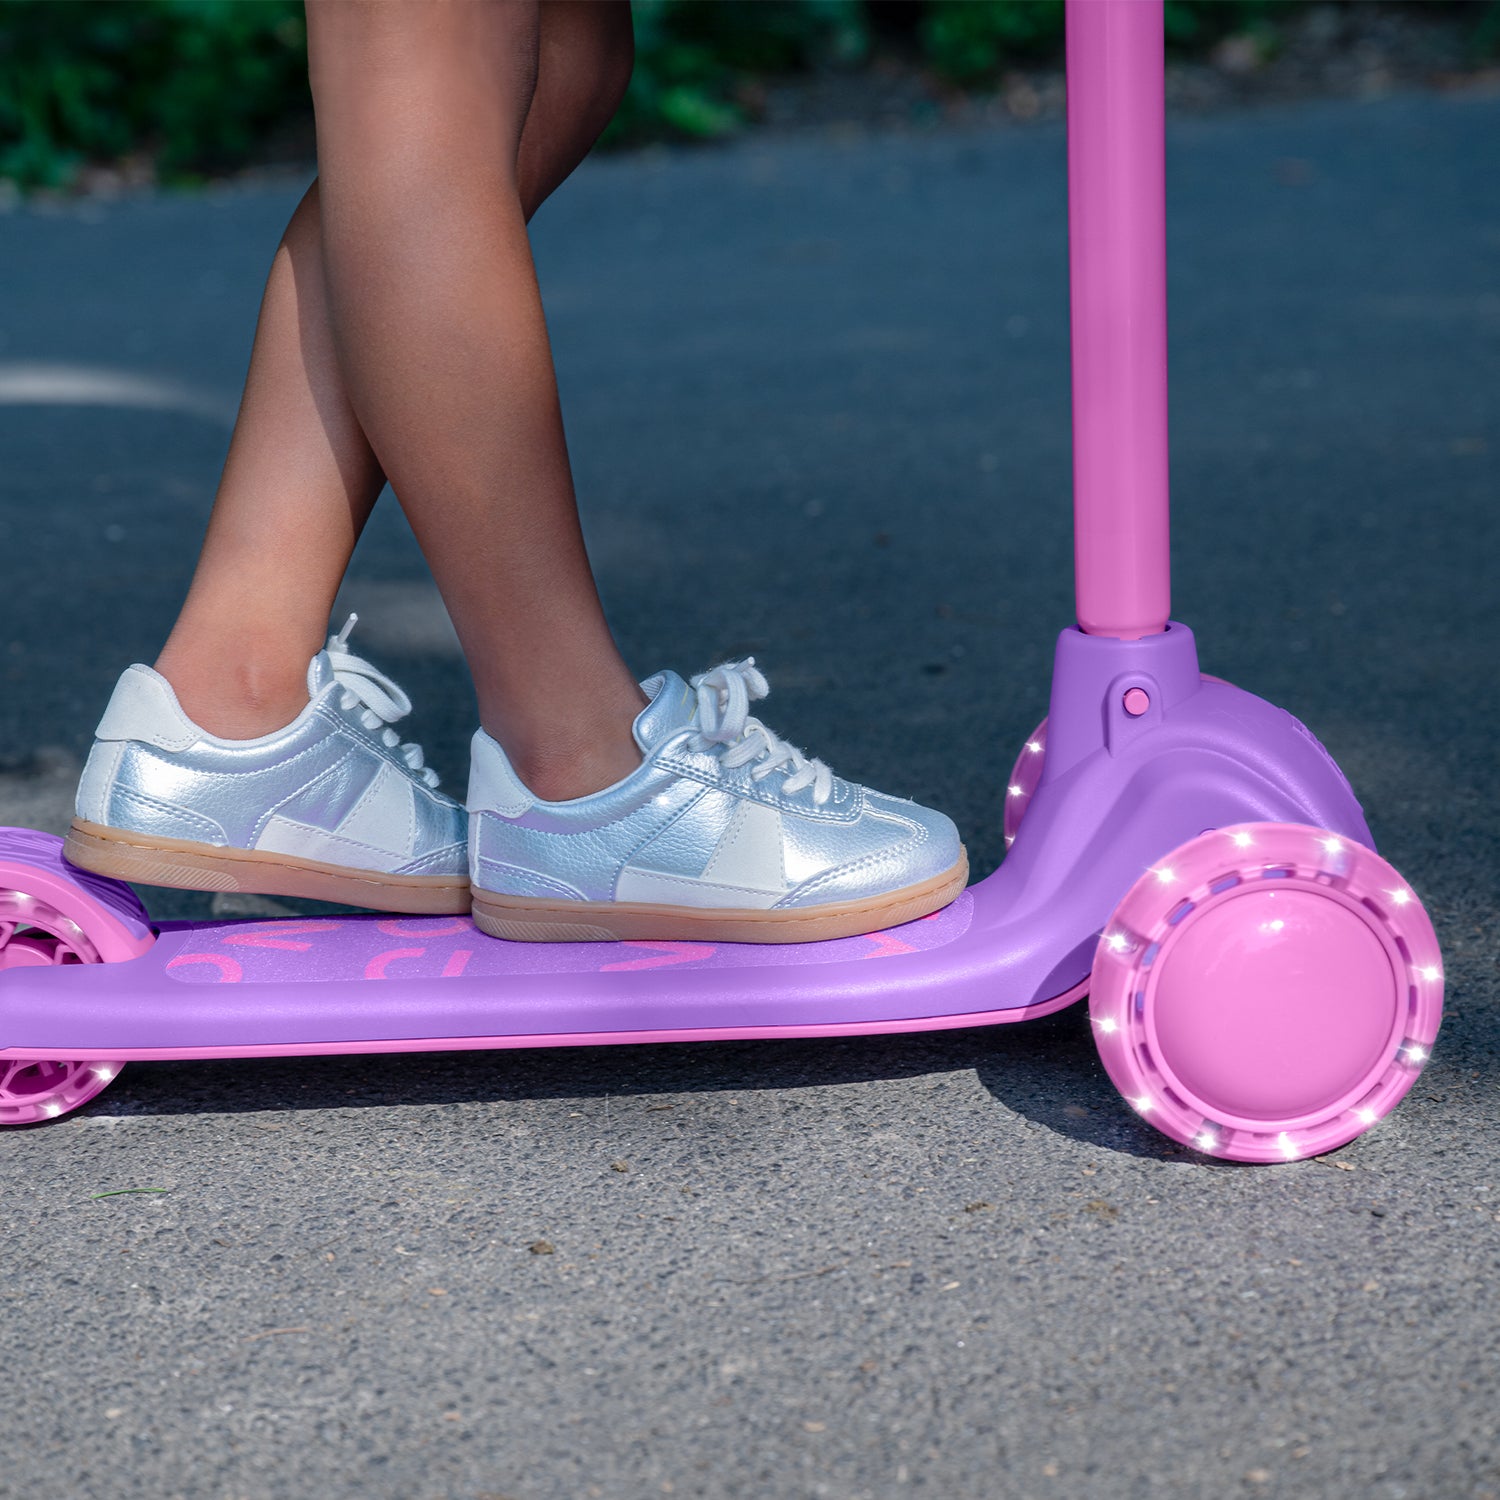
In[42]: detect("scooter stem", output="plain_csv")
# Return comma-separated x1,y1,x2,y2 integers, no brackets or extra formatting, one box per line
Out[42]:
1067,0,1171,639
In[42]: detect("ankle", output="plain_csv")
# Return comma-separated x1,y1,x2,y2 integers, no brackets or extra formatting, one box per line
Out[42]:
476,662,648,801
513,739,643,802
154,648,311,740
487,694,646,803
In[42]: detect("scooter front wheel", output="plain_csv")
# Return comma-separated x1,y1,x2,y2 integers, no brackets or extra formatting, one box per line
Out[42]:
1088,822,1443,1163
0,828,146,1125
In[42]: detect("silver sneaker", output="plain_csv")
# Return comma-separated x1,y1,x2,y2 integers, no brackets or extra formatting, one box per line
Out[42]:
467,659,967,942
66,617,469,913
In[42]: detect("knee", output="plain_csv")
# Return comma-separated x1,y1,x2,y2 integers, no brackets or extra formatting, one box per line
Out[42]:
306,0,541,146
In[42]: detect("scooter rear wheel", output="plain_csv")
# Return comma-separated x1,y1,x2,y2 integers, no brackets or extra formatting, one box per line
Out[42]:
1088,822,1443,1163
1004,677,1230,849
1002,720,1048,847
0,828,144,1125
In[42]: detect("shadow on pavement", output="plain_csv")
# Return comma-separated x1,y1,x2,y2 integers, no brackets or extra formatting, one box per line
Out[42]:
79,996,1194,1160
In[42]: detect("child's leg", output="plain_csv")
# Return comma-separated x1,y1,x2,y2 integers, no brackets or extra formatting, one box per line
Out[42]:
306,0,645,802
153,176,381,740
155,0,634,755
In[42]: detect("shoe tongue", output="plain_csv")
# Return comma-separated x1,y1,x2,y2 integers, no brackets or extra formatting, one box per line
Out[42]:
632,671,698,752
306,650,336,697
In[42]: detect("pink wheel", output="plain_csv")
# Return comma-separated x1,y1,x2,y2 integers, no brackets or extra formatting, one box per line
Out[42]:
0,1057,125,1125
1089,822,1442,1163
0,828,151,1126
1002,720,1048,847
1004,677,1228,848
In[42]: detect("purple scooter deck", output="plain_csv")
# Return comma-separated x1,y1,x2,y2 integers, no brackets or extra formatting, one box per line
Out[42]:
0,624,1375,1065
0,890,1089,1062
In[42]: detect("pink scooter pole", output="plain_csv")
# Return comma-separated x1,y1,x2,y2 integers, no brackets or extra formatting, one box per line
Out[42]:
1067,0,1171,639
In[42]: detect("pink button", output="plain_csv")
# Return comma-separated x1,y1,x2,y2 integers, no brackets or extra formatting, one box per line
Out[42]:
1123,687,1150,716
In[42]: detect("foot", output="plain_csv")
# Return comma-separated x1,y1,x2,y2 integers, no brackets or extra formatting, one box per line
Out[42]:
466,658,967,942
66,617,469,913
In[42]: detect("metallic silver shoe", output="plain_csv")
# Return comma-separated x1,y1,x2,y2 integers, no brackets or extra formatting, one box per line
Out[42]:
66,617,469,913
467,658,967,942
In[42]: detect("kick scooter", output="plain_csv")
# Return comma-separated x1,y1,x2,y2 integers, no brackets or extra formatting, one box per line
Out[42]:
0,0,1443,1161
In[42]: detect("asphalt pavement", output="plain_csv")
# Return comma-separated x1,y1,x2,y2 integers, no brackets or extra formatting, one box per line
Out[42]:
1,90,1497,1500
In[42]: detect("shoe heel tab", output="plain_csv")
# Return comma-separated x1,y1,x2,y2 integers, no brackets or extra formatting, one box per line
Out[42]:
467,729,534,817
94,666,199,752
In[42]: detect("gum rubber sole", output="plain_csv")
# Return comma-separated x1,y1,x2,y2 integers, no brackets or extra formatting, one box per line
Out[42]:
64,818,471,916
470,850,970,944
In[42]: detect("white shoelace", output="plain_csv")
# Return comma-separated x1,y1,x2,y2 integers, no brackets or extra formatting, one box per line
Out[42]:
688,658,833,804
326,615,440,788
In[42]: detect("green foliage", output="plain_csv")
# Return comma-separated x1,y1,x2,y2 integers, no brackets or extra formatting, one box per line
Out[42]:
606,0,868,145
920,0,1064,87
0,0,306,189
642,0,867,74
1470,0,1500,58
604,0,743,146
3,0,1498,190
919,0,1303,85
1161,0,1288,52
915,0,1500,83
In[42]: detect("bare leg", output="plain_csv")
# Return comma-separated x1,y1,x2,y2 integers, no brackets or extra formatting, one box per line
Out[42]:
306,0,645,802
156,0,634,762
154,177,380,739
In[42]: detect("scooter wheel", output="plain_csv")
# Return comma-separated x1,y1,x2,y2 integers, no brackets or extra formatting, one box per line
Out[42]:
0,828,147,1125
1088,822,1443,1163
1,1057,126,1126
1004,677,1229,849
1002,719,1048,847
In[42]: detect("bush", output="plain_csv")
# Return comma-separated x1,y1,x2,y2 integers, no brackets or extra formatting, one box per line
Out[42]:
916,0,1500,84
606,0,869,145
917,0,1313,86
919,0,1065,87
3,0,1498,191
0,0,306,189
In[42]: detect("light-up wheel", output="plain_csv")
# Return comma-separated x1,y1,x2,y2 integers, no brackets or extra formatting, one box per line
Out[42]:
1004,677,1230,849
1089,822,1442,1163
0,828,150,1125
1002,719,1048,847
0,1055,124,1125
